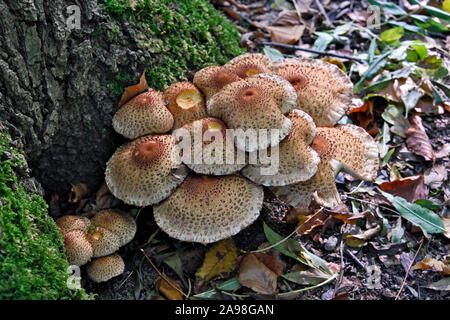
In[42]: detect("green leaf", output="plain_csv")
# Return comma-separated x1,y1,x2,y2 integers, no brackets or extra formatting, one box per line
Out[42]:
282,269,331,286
410,44,427,61
193,277,241,299
391,217,404,243
333,23,352,36
414,199,441,210
389,21,423,33
381,147,395,167
419,55,443,70
378,189,446,235
402,88,422,117
311,32,334,56
380,27,404,43
368,0,407,16
163,253,184,283
410,0,450,20
354,51,391,93
263,46,284,61
378,122,390,158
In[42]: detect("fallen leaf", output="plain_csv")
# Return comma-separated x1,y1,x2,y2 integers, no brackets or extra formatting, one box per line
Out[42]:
95,182,120,210
426,277,450,291
435,144,450,159
444,218,450,239
272,9,303,25
265,25,305,44
406,115,435,162
68,183,89,203
295,209,328,235
413,257,450,275
252,249,286,276
195,238,238,290
424,165,448,189
156,275,183,300
238,253,278,295
282,267,331,286
380,175,428,203
118,71,149,108
346,10,372,24
346,225,382,247
348,100,378,135
414,98,445,115
326,203,367,224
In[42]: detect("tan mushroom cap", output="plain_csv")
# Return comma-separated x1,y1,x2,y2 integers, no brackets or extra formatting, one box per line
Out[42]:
113,90,174,139
86,226,121,258
271,124,379,209
207,74,297,152
91,209,137,247
272,58,354,127
56,215,90,235
86,253,125,283
105,134,188,206
193,66,241,101
224,53,273,79
163,82,208,129
154,175,264,244
63,229,94,266
242,110,320,186
177,118,247,175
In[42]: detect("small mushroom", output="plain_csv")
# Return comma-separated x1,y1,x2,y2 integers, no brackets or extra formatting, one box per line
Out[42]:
56,215,90,235
272,58,354,127
86,253,125,283
272,124,379,209
105,134,188,206
193,66,241,101
63,229,94,266
154,174,264,244
207,74,297,152
91,209,137,247
178,118,246,175
242,109,320,186
113,89,174,139
163,82,208,129
86,226,121,258
224,53,273,78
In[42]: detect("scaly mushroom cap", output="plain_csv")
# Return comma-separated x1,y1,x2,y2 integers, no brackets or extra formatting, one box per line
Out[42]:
91,209,137,247
86,226,121,258
86,254,125,283
242,110,320,186
272,58,354,127
63,229,94,266
105,134,188,206
177,118,246,175
113,90,174,139
163,82,208,129
271,124,379,209
224,53,273,78
193,66,241,101
154,175,264,244
56,215,90,235
207,74,297,152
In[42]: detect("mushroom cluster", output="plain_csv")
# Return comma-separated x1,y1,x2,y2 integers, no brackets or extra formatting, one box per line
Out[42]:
106,53,379,245
56,209,136,282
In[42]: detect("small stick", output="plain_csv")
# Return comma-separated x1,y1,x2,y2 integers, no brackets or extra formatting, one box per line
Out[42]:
395,237,424,300
260,41,365,64
344,248,365,269
332,228,345,298
314,0,332,26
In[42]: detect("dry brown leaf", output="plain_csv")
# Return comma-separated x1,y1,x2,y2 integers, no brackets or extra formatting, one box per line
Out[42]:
326,203,366,224
414,98,445,115
156,274,183,300
265,25,305,44
348,100,378,135
424,165,448,189
68,183,89,203
412,257,450,275
272,9,303,26
380,175,428,203
117,71,149,108
346,225,382,247
295,209,328,235
95,182,120,210
238,253,278,295
406,115,435,162
443,218,450,239
346,10,372,24
252,250,286,276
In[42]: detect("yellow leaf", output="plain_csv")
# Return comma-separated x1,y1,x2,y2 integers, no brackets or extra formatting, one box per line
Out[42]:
413,257,450,275
195,238,238,289
443,0,450,13
118,71,149,108
156,274,183,300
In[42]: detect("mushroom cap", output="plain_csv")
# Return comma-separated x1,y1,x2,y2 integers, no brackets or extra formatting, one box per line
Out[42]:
242,109,320,186
177,118,247,175
113,90,174,139
86,226,121,258
63,229,94,266
86,253,125,283
207,74,297,152
193,66,241,101
154,174,264,244
163,82,208,129
105,134,188,206
224,53,273,79
272,58,354,127
271,124,379,209
91,209,137,247
56,215,91,235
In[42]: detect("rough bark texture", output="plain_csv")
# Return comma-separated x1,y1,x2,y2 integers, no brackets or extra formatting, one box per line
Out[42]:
0,0,243,195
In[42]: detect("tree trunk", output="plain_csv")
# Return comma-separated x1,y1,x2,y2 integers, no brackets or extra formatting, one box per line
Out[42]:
0,0,243,195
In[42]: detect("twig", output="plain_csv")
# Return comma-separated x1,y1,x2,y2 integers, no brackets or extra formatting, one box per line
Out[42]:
344,248,365,269
395,237,424,300
140,248,188,298
260,41,365,64
314,0,332,26
344,195,399,215
332,228,345,298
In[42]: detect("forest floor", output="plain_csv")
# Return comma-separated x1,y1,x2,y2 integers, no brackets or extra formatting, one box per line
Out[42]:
52,0,449,300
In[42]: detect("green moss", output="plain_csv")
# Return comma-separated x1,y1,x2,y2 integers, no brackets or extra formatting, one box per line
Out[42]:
101,0,246,93
0,131,90,300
